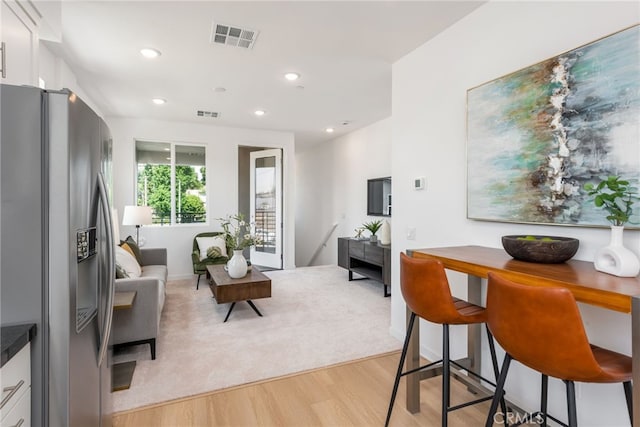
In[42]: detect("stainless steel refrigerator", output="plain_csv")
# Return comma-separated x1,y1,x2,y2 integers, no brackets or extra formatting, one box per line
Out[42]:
1,84,115,426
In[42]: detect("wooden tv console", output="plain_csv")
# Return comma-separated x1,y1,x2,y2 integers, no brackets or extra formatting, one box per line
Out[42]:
337,237,391,297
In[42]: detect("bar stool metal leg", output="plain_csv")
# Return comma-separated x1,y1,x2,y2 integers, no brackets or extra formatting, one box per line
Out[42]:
623,381,633,424
540,374,549,425
486,327,509,423
541,374,548,425
385,312,417,427
485,354,512,427
565,380,577,427
442,324,450,427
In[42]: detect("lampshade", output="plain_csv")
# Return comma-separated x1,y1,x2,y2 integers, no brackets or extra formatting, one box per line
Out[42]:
122,205,153,226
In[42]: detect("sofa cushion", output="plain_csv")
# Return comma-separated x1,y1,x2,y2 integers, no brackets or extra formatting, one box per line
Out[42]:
115,245,141,278
120,242,136,259
141,265,167,317
115,262,129,279
196,235,228,260
206,246,223,259
141,265,167,283
120,236,143,264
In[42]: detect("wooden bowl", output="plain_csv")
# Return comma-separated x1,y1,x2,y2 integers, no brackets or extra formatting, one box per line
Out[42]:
501,235,579,264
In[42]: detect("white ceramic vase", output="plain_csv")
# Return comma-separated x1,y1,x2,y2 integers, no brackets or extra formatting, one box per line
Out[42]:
227,249,248,278
594,226,640,277
379,220,391,245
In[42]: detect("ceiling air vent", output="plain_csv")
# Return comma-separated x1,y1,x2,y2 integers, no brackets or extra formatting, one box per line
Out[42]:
196,110,220,118
210,22,259,49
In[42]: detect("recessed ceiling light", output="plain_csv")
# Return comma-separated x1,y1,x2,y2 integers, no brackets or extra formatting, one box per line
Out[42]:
140,48,161,59
152,98,167,105
284,72,300,81
325,127,334,133
254,110,265,116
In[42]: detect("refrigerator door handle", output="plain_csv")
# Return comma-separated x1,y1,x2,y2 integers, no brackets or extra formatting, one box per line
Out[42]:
96,172,115,367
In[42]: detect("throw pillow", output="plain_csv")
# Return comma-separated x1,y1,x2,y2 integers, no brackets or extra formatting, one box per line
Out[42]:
196,236,228,260
120,242,136,258
115,262,130,279
115,245,141,278
120,236,143,264
206,246,223,259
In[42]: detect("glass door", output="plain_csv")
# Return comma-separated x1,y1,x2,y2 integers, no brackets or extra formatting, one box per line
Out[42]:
250,149,282,269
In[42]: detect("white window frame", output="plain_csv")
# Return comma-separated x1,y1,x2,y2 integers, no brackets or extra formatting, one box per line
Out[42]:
134,139,208,226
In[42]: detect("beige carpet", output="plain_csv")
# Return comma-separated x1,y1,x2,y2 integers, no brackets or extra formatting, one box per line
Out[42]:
112,265,400,412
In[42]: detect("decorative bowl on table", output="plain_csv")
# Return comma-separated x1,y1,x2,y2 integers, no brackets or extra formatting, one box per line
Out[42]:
501,235,579,264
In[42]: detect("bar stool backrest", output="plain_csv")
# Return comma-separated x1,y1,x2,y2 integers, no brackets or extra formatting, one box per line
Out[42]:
400,253,469,325
486,272,605,382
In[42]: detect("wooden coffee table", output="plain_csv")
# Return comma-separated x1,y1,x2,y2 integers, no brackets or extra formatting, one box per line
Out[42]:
206,264,272,322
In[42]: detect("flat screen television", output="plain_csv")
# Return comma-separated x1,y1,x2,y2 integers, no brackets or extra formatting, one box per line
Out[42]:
367,177,391,216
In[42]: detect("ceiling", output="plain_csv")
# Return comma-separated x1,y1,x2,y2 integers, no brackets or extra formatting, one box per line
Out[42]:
51,1,483,148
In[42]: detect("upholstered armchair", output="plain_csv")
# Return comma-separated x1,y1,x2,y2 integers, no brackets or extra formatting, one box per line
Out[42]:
192,232,231,289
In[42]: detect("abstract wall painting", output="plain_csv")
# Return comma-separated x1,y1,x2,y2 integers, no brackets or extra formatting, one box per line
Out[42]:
467,25,639,228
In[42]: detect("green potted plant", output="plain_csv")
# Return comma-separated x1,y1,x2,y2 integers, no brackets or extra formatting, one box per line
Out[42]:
584,175,639,277
584,175,639,226
362,219,383,243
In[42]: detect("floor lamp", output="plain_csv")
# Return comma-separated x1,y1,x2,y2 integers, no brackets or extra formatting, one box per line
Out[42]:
122,205,153,245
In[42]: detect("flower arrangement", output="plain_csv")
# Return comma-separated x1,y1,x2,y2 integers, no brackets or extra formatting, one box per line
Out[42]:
584,176,639,226
218,213,262,250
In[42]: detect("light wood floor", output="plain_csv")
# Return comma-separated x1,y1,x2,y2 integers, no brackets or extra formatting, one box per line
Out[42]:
113,351,510,427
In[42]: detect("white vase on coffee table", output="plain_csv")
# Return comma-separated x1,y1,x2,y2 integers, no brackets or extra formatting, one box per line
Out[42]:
227,249,248,278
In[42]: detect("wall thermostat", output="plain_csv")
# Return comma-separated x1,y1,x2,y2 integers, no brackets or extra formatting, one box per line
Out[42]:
414,177,425,190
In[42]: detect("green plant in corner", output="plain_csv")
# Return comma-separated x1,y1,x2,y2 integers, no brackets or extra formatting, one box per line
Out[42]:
584,176,639,226
362,219,383,236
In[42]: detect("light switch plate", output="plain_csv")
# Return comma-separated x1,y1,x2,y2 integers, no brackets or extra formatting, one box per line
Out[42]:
414,177,425,190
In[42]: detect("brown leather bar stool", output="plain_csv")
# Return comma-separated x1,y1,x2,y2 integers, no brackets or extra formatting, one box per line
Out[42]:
485,273,633,427
385,253,507,427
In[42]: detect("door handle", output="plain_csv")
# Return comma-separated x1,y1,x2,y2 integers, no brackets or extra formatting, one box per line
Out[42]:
0,380,24,410
1,42,6,78
96,172,115,367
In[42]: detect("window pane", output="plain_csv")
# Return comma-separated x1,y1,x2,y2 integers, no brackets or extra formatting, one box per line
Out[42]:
175,145,206,224
254,156,276,253
135,141,207,226
136,141,171,225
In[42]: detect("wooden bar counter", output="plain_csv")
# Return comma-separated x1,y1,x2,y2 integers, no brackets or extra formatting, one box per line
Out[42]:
405,246,640,423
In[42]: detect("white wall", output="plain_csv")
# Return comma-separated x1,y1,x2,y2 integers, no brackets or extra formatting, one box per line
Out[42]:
108,117,296,279
296,118,391,267
392,2,639,425
39,43,104,116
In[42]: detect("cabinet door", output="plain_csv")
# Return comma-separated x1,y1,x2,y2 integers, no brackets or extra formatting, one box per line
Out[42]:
383,246,391,285
337,238,349,269
1,388,31,427
348,240,365,260
1,0,39,85
0,343,30,421
364,244,384,266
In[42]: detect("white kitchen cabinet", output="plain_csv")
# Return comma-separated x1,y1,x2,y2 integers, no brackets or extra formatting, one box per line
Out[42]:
0,343,31,427
1,0,40,85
